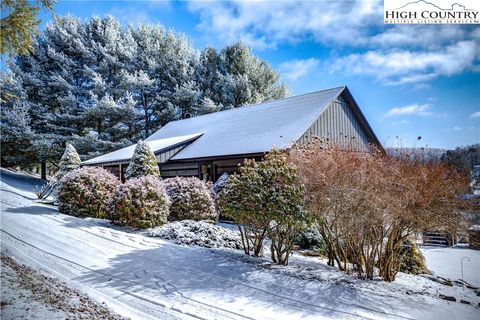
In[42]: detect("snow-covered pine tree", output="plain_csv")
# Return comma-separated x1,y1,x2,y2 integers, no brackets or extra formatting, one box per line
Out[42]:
56,143,81,181
3,16,288,169
0,72,34,167
221,43,288,106
124,140,160,180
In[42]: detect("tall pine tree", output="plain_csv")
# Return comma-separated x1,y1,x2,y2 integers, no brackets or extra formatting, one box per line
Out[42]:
1,16,288,168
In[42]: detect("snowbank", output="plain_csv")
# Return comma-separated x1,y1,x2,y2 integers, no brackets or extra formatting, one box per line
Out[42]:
147,220,242,249
0,253,126,320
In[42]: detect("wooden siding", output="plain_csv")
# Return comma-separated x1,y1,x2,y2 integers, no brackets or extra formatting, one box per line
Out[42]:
298,94,371,151
156,145,185,163
160,162,199,178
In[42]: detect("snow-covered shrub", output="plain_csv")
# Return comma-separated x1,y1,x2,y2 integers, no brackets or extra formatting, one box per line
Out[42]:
213,172,229,194
399,240,431,275
148,220,241,249
219,149,307,265
108,175,170,228
58,167,118,218
125,140,160,180
164,177,216,221
295,227,324,250
56,143,81,182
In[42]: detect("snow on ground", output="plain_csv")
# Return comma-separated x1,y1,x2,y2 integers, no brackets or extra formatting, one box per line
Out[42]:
1,168,479,320
420,246,480,287
0,253,126,320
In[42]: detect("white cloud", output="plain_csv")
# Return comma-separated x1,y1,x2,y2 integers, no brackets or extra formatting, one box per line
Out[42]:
443,126,462,132
188,1,478,49
369,25,469,49
109,7,151,24
412,83,431,90
279,58,319,81
331,41,479,85
384,104,433,117
187,1,480,86
188,0,383,49
470,111,480,119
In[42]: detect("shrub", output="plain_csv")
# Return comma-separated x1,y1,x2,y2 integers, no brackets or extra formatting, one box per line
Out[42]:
399,240,431,275
58,166,118,218
213,172,229,194
164,177,216,222
219,149,307,265
33,180,56,200
148,220,242,249
295,227,324,250
108,175,170,228
56,143,81,182
289,141,469,281
125,140,160,180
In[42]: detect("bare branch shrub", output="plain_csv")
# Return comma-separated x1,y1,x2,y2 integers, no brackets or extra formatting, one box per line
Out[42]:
33,180,56,200
289,139,469,281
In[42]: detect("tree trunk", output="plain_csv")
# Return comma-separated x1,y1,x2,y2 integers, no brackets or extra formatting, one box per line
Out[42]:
41,161,47,180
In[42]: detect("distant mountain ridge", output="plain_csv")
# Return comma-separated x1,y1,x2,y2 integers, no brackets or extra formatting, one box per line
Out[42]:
386,147,447,159
385,144,480,174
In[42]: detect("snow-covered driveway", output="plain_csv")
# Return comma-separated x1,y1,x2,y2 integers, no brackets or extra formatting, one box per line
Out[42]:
421,246,480,287
1,169,478,320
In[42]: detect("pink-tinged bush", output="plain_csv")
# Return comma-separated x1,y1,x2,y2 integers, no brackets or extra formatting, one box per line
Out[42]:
108,175,170,228
164,177,216,222
58,166,118,218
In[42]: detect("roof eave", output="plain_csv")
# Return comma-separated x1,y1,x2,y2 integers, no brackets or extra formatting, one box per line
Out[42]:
82,133,203,166
341,86,385,154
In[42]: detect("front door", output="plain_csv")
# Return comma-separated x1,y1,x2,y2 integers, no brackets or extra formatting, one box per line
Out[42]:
199,161,214,181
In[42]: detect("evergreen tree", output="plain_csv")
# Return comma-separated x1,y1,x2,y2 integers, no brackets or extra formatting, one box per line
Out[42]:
0,72,34,166
56,143,81,181
0,0,55,56
221,43,288,106
1,15,288,168
125,140,160,180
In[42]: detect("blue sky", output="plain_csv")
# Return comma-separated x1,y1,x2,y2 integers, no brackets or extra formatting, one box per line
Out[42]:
37,0,479,149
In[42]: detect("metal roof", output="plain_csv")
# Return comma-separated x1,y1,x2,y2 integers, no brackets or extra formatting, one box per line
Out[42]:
82,133,203,165
83,86,381,164
148,86,345,160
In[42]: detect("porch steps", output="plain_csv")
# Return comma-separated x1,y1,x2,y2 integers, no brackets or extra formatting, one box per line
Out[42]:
422,232,449,246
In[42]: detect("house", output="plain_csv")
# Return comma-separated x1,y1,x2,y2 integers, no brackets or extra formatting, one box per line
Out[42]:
82,86,383,181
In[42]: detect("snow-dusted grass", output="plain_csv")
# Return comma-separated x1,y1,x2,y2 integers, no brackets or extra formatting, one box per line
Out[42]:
147,220,242,250
1,168,479,320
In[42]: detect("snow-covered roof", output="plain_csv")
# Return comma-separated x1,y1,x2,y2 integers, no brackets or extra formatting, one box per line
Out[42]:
85,86,380,165
82,133,203,165
147,86,345,160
